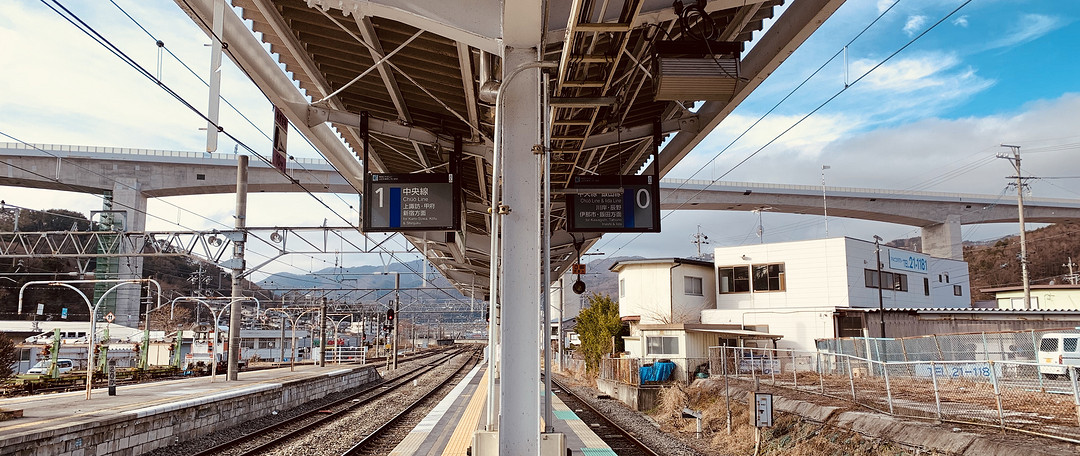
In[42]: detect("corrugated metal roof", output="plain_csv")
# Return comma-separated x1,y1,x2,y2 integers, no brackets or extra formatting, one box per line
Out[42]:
181,0,841,295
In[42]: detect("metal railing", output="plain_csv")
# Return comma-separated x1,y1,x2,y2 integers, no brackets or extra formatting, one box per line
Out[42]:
817,328,1080,363
710,345,1080,443
0,142,329,166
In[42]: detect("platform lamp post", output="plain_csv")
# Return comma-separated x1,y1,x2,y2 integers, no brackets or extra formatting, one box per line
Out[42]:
18,279,159,400
874,236,886,340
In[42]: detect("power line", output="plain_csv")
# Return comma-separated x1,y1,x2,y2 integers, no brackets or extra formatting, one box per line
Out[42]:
596,0,974,259
33,1,436,287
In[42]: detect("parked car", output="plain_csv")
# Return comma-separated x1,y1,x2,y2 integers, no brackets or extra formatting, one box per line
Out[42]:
27,358,75,375
1037,333,1080,378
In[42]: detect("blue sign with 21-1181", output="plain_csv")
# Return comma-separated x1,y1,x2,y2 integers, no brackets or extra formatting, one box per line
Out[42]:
888,249,928,273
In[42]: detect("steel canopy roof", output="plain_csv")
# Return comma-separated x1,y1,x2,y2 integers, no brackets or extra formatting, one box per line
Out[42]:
175,0,846,296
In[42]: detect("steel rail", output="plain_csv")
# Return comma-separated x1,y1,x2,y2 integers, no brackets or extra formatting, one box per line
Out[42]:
549,375,660,456
188,348,457,456
340,349,482,455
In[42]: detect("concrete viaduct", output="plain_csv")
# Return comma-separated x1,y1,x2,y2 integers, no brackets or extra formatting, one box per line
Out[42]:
4,142,1080,263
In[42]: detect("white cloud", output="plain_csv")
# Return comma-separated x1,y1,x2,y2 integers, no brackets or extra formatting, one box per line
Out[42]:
984,14,1065,51
903,15,928,36
876,0,898,15
952,15,969,28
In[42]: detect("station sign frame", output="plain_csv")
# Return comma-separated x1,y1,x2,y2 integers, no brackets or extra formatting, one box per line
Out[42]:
566,120,662,233
360,112,462,232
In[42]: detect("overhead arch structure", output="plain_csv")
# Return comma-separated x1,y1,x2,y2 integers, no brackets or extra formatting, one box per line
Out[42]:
172,0,846,449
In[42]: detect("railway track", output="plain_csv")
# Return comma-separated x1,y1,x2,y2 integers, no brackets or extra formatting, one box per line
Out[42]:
549,376,661,456
341,349,481,455
187,347,477,456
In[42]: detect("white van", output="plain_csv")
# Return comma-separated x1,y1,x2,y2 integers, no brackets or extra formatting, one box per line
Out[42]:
1037,333,1080,378
26,358,75,375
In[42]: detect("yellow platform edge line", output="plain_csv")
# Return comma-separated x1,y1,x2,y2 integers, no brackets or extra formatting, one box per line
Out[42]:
442,369,490,456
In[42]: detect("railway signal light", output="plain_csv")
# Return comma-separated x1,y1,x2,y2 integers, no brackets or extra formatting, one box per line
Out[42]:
387,308,394,322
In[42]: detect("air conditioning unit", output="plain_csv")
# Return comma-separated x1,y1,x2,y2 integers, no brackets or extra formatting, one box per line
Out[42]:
653,40,741,101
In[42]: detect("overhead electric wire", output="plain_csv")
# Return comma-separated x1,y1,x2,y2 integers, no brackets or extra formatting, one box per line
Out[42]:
29,1,438,293
109,0,363,223
595,0,973,259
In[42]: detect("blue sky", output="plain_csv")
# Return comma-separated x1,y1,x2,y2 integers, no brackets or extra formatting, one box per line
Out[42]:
1,1,1079,274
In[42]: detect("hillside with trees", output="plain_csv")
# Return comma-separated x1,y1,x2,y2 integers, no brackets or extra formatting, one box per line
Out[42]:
0,208,266,323
964,223,1080,302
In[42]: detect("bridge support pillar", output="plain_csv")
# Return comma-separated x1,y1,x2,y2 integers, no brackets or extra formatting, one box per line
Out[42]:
921,215,962,260
111,178,147,326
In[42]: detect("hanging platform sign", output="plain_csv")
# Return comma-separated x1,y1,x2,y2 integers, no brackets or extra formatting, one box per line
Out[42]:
360,112,461,232
566,119,663,233
566,175,660,232
363,173,458,231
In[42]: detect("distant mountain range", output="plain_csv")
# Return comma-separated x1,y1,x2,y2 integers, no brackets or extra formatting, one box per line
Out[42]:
257,259,470,303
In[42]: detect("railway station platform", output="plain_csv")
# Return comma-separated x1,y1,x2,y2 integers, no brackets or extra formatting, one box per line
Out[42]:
390,364,616,456
0,364,380,456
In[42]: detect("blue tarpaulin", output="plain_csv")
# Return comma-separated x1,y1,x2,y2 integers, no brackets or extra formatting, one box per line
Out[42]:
639,361,675,382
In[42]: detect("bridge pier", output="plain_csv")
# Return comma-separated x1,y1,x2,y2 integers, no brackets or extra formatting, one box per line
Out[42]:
102,178,146,326
921,214,963,261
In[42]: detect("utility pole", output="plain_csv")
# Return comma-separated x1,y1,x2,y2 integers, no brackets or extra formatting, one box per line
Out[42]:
874,236,886,338
1064,257,1079,285
691,225,710,258
822,165,830,237
752,207,772,244
998,145,1031,309
227,155,248,381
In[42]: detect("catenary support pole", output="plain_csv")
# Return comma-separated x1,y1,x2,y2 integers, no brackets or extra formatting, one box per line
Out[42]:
392,273,400,370
319,297,327,367
227,155,248,381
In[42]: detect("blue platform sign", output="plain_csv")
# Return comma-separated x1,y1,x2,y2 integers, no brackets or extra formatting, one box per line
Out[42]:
888,249,928,273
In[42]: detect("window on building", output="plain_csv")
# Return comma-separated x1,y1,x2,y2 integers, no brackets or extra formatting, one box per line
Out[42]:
836,315,865,338
684,276,703,296
953,285,962,296
864,269,907,292
752,263,786,292
241,340,255,349
619,279,626,298
718,266,750,293
944,273,950,283
923,278,930,296
646,336,679,355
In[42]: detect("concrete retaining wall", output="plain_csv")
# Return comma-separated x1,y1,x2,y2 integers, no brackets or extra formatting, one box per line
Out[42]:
1,366,380,456
596,379,661,411
716,379,1066,456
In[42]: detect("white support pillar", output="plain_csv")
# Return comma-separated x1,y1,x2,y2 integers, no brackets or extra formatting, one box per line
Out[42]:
498,47,542,454
921,214,962,260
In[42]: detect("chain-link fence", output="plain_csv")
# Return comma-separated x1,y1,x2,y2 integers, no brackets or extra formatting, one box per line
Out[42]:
816,328,1080,363
709,345,1080,442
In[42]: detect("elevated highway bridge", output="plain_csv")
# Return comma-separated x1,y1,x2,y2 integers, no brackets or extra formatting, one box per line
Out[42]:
4,142,1080,262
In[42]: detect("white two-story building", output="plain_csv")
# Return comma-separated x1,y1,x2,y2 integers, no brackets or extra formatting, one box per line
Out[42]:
703,237,970,351
610,238,972,362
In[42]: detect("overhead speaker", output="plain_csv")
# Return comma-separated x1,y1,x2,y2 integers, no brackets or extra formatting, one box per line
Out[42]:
653,40,741,101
